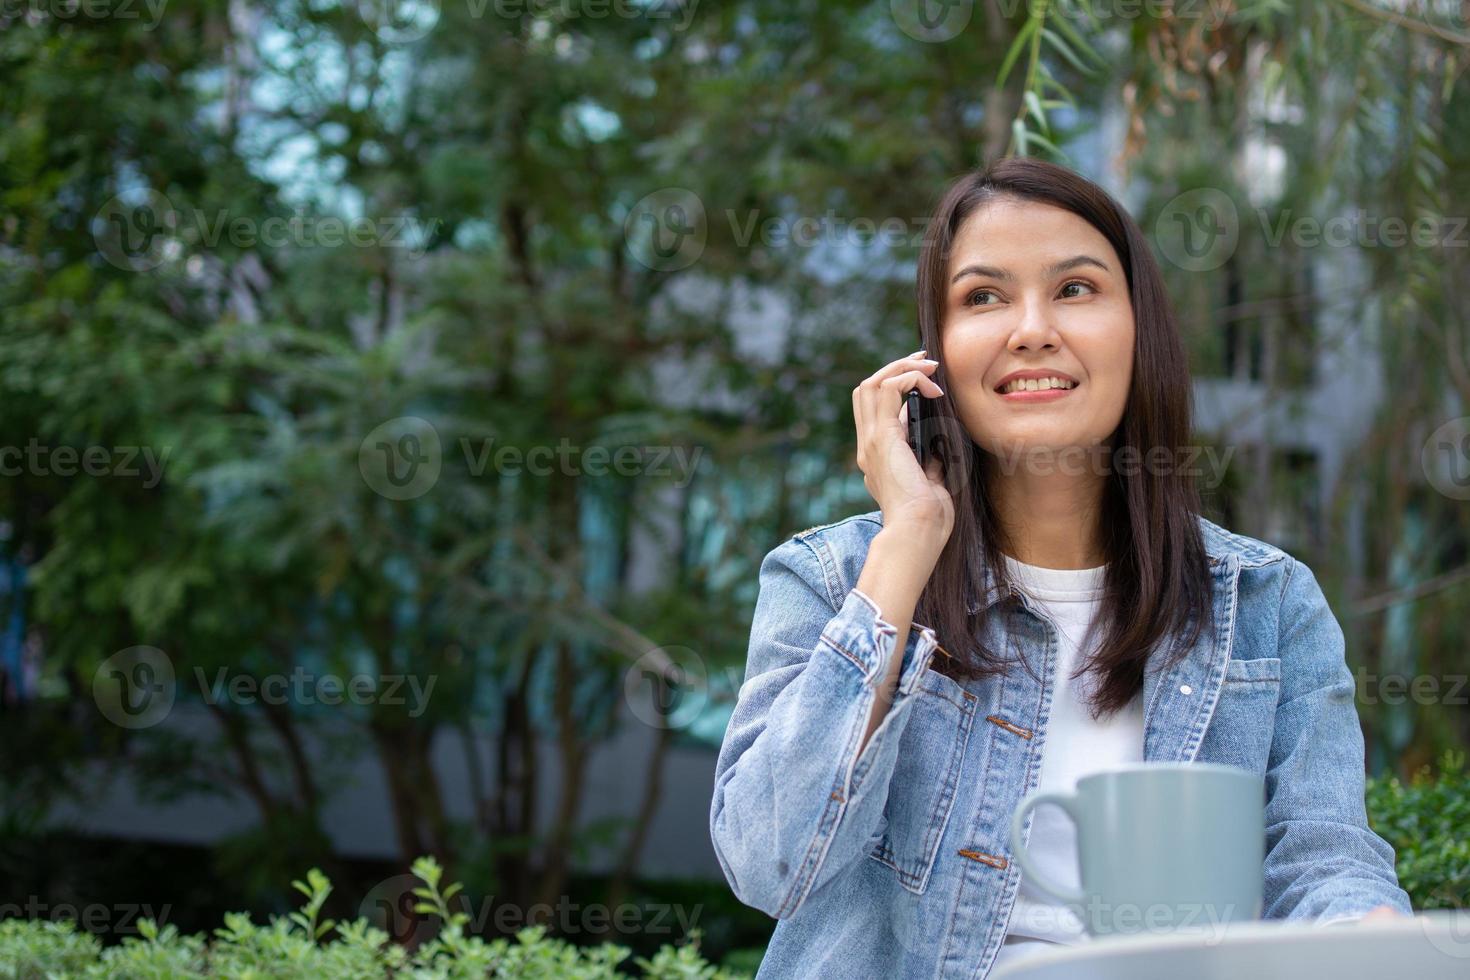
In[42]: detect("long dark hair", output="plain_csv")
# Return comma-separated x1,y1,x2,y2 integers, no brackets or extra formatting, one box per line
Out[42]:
914,157,1214,719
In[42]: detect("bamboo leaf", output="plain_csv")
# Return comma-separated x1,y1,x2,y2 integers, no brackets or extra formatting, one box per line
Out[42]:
1040,27,1099,78
1070,0,1104,30
1038,71,1078,107
1012,118,1030,157
1046,8,1105,60
1046,15,1104,71
1025,129,1064,157
1024,90,1049,134
997,17,1041,89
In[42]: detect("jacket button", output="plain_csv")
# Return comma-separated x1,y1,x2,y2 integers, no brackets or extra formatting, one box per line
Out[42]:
1179,683,1193,695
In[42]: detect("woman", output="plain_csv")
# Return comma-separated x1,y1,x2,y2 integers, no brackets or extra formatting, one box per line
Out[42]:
708,158,1411,979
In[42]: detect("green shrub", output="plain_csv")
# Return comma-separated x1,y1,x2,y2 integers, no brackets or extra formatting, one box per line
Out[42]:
1366,748,1470,909
0,858,752,980
11,753,1457,977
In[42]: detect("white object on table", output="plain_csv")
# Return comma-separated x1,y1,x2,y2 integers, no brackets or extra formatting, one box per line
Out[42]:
989,911,1470,980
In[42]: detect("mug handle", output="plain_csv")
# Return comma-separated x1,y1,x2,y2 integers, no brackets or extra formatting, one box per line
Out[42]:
1009,790,1088,906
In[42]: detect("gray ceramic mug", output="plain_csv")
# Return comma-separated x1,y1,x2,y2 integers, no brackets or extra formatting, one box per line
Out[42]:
1008,762,1265,938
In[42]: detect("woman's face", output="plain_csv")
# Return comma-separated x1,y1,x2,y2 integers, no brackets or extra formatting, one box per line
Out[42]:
940,197,1135,462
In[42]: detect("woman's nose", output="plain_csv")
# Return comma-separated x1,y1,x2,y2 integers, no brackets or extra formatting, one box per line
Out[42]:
1006,296,1061,351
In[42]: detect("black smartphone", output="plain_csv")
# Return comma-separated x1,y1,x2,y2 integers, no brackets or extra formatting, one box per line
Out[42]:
906,387,928,469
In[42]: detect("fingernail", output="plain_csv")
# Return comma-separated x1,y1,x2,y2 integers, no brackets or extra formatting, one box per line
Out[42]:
921,358,938,365
911,348,926,356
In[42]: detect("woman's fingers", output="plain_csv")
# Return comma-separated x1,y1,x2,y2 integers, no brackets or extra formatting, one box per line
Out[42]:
861,355,939,389
853,359,941,428
881,369,944,398
850,348,956,540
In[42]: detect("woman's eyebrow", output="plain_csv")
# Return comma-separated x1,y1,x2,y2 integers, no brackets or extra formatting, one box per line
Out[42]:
950,254,1111,284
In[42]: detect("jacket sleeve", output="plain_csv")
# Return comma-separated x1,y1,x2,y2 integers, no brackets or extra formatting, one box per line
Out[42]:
1261,556,1415,924
709,533,941,919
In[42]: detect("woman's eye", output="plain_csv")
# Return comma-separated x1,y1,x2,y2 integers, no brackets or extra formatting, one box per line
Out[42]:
964,282,1094,306
1059,280,1095,298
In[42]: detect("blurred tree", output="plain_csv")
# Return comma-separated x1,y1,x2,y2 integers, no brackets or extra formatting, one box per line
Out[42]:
0,0,1048,920
1,0,1465,936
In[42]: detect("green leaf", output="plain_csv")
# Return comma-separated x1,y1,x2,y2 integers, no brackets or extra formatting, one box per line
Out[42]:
997,16,1041,89
1024,91,1049,134
1041,27,1098,78
1024,128,1065,158
1012,118,1030,157
1046,11,1103,69
1070,0,1104,30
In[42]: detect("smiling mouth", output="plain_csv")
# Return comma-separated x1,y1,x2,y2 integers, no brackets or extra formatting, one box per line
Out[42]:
995,377,1079,394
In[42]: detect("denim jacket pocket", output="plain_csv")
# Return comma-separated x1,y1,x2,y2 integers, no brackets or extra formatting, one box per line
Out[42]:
1225,655,1283,685
1202,656,1283,775
866,667,977,895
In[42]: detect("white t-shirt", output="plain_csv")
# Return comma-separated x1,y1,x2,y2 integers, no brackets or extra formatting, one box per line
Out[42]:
990,553,1145,974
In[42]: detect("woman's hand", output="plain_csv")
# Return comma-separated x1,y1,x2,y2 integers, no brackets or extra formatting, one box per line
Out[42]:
852,348,954,550
1357,904,1408,923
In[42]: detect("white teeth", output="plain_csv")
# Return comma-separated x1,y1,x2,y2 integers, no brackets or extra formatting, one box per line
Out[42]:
1002,377,1076,393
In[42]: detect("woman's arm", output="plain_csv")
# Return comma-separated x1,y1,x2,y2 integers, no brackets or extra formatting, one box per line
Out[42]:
1261,557,1415,923
855,520,950,750
708,523,943,920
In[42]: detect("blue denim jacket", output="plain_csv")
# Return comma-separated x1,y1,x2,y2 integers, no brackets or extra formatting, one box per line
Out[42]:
709,510,1412,979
